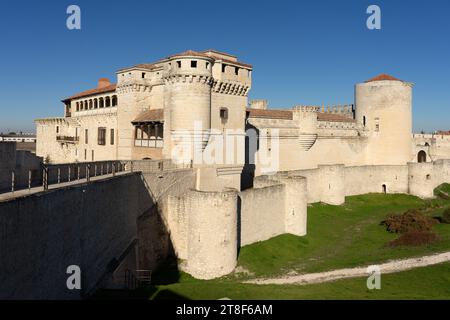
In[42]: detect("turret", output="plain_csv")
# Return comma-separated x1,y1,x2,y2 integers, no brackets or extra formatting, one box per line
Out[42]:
163,51,214,162
292,106,319,151
355,74,413,165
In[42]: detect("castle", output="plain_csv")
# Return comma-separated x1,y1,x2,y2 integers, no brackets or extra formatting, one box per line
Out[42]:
34,50,450,280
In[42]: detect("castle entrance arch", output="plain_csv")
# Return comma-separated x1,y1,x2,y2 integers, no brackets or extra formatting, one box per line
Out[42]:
417,150,427,163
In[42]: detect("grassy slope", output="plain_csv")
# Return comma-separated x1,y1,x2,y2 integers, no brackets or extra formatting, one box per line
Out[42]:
151,262,450,300
129,188,450,300
237,193,450,277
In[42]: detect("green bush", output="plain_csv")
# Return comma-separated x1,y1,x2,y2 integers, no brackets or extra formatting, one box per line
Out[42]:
442,208,450,224
434,184,450,200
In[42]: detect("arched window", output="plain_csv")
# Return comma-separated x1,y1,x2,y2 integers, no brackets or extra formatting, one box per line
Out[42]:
94,98,98,109
425,142,430,147
105,96,111,107
112,95,117,107
84,101,88,110
89,99,93,109
418,150,427,163
76,102,79,111
99,97,104,108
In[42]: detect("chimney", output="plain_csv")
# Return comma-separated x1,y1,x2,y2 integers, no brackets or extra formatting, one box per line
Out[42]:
98,78,111,88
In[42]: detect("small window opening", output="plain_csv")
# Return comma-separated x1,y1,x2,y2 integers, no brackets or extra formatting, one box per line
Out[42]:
191,60,197,68
222,64,226,73
142,72,146,79
177,61,181,68
220,108,228,124
235,67,239,75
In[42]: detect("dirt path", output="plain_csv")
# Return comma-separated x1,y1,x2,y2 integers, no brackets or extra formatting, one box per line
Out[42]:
243,252,450,285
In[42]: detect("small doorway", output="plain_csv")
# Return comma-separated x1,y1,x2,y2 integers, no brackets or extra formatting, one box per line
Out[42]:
382,184,387,194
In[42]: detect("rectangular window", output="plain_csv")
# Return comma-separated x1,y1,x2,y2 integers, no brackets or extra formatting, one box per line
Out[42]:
177,61,181,68
110,129,115,145
222,64,226,73
235,67,239,75
98,127,106,145
220,108,228,124
206,62,209,69
85,129,88,144
191,60,197,68
375,117,380,132
92,150,94,161
56,126,59,134
142,72,146,79
84,149,87,160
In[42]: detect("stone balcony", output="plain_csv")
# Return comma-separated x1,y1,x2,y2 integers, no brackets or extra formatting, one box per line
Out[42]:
56,136,79,144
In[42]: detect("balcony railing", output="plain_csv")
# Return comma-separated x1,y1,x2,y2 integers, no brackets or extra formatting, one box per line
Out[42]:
56,136,79,143
135,138,163,148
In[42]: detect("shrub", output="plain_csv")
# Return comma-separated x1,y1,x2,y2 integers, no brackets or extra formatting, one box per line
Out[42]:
389,231,439,247
442,208,450,224
381,209,437,234
434,184,450,200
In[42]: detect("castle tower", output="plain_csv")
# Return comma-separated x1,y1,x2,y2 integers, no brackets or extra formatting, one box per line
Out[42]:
163,51,214,162
115,65,163,160
292,106,319,151
355,74,413,165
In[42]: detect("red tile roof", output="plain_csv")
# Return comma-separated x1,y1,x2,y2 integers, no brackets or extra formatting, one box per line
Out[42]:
63,84,116,102
246,108,293,120
132,109,164,123
317,113,356,123
365,74,402,83
436,130,450,135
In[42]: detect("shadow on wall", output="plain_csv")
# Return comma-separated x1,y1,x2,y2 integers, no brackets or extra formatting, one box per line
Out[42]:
0,172,180,300
241,122,259,190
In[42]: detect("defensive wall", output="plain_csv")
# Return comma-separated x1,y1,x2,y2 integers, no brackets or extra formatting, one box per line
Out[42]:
0,166,195,299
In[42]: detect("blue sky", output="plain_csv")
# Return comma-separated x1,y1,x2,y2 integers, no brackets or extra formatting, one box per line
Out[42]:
0,0,449,133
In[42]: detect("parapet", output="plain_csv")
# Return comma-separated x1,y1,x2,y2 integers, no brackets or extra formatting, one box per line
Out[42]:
249,99,268,110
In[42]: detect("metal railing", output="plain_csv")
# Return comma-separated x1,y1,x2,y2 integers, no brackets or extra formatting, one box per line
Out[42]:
2,159,193,196
56,135,79,143
124,269,152,290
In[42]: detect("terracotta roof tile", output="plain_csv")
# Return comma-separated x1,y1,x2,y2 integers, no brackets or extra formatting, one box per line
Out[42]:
365,73,402,83
132,109,164,123
63,84,116,101
317,113,355,123
246,108,293,120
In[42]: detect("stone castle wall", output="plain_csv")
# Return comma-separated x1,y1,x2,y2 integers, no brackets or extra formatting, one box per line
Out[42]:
0,173,153,299
166,174,308,279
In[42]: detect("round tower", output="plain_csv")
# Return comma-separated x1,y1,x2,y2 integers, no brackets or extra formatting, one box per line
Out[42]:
355,74,413,165
163,51,214,162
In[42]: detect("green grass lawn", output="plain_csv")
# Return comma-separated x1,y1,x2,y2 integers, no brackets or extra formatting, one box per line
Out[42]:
236,192,450,278
149,262,450,300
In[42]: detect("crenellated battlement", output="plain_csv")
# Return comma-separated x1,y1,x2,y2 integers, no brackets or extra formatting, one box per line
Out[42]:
320,104,354,116
292,105,320,113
